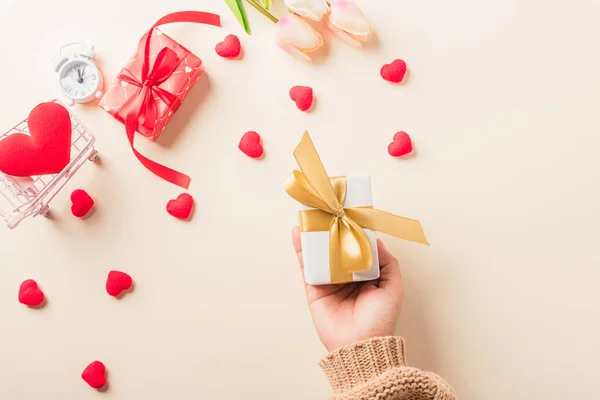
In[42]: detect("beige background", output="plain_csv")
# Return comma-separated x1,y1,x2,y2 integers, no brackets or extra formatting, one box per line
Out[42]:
1,0,599,399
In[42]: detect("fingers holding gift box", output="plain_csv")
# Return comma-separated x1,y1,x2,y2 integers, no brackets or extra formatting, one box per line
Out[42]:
285,132,429,285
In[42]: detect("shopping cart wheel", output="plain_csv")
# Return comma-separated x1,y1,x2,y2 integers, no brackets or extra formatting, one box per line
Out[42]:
40,206,51,218
88,150,99,162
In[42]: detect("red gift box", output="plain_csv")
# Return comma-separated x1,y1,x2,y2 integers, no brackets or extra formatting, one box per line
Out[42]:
100,28,204,141
99,11,221,188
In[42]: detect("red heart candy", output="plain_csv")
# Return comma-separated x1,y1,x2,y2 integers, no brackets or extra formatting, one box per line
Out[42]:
239,131,264,159
380,59,407,83
166,193,194,220
0,102,71,177
289,86,314,111
388,131,413,157
106,270,133,297
82,361,107,389
71,189,95,218
215,34,241,58
18,279,45,307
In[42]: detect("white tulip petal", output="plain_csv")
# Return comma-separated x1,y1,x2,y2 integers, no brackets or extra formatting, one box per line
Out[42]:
329,0,371,37
326,20,361,47
278,42,313,61
285,0,329,20
353,33,370,42
276,15,323,51
290,7,321,21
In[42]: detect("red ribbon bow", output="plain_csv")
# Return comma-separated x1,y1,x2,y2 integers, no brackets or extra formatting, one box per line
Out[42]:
120,11,221,189
120,47,182,130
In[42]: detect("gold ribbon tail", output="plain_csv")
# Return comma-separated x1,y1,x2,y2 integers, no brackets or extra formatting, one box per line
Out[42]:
345,207,429,245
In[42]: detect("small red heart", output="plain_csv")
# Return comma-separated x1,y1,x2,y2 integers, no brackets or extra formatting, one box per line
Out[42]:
289,86,314,111
239,131,264,159
70,189,94,218
0,102,72,177
166,193,194,220
82,361,107,389
388,131,413,157
380,59,407,83
18,279,45,307
215,34,241,58
106,270,133,297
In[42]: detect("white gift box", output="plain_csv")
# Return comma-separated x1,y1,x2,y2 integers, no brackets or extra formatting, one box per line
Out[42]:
299,174,380,285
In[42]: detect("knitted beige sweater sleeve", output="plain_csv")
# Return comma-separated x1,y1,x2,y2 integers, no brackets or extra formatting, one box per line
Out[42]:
320,337,456,400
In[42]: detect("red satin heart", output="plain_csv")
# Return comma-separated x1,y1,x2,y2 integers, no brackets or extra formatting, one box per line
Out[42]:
388,131,413,157
239,131,264,159
380,59,407,83
166,193,195,220
215,34,241,58
106,271,133,297
0,102,72,177
289,86,314,111
82,361,107,389
18,279,45,307
71,189,95,218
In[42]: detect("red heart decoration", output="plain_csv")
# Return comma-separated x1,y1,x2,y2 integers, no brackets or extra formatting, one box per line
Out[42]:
106,270,133,297
239,131,264,159
18,279,45,307
380,59,407,83
289,86,314,111
215,34,241,58
82,361,107,389
0,102,72,177
166,193,195,220
71,189,95,218
388,131,413,157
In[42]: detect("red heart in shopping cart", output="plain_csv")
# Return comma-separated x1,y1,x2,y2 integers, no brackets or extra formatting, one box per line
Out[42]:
0,102,71,177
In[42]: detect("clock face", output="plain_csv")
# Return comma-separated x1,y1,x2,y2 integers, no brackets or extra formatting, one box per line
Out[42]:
59,60,101,101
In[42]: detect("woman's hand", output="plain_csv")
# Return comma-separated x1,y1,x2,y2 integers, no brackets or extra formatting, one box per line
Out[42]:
292,227,405,352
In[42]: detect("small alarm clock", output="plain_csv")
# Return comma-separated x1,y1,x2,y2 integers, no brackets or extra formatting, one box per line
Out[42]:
53,42,104,106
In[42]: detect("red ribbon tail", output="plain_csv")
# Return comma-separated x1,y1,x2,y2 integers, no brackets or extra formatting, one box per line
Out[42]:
125,114,191,189
152,11,221,28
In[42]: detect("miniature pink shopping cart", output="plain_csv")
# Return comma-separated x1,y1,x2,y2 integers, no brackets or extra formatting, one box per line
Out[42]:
0,101,98,229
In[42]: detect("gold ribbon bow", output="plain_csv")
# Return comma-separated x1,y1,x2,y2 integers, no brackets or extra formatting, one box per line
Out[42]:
285,132,429,284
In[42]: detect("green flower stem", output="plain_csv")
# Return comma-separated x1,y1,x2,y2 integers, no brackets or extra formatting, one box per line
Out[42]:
245,0,279,23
